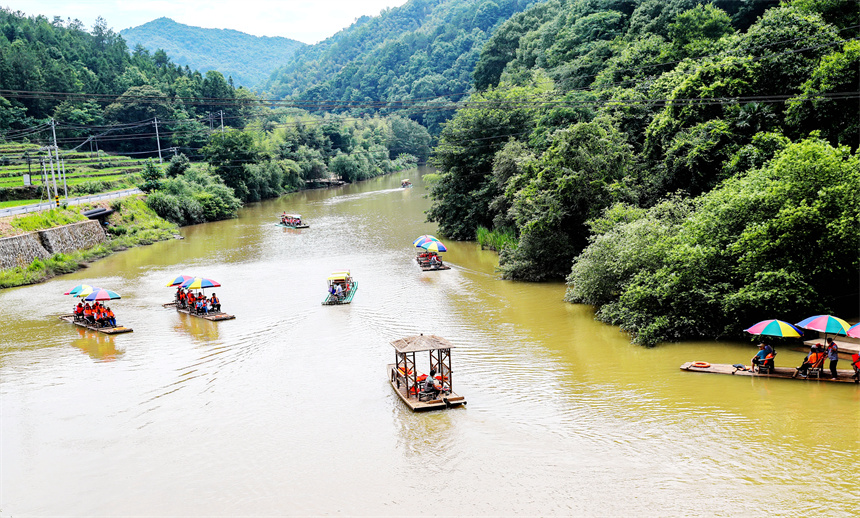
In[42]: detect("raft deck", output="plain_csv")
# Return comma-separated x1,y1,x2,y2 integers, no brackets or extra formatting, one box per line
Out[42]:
59,314,133,334
416,257,451,271
680,362,858,383
322,283,358,305
162,302,236,321
388,364,466,411
276,222,309,229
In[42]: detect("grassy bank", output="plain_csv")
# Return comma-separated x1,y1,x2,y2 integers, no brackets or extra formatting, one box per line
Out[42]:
0,197,178,288
476,226,517,252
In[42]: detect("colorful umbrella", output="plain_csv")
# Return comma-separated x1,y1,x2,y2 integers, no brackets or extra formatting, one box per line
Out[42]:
64,284,94,296
744,319,803,338
180,277,221,290
81,288,121,301
166,275,194,287
413,235,439,247
420,240,447,253
74,285,101,298
795,315,850,335
846,323,860,338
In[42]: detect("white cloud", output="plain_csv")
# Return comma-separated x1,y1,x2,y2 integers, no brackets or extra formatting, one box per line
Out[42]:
2,0,406,43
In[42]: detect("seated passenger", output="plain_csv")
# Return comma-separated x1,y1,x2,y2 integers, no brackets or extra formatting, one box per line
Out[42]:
105,307,116,327
74,302,84,321
751,343,774,372
422,369,446,398
335,283,344,300
83,306,95,325
197,299,208,314
852,352,860,383
209,293,220,312
793,346,826,378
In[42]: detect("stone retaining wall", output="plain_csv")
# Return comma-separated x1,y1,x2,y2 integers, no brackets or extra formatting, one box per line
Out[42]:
0,220,106,269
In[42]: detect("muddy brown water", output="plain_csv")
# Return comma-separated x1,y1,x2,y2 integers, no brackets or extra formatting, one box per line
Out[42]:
1,168,858,516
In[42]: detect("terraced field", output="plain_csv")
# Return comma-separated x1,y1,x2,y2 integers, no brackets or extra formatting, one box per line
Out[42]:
0,143,146,206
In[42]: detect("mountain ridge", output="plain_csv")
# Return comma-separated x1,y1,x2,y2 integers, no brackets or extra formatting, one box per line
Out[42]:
120,17,305,89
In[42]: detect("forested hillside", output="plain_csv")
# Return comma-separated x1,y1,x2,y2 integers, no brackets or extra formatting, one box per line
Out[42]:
120,18,304,89
0,8,429,226
263,0,538,133
428,0,860,345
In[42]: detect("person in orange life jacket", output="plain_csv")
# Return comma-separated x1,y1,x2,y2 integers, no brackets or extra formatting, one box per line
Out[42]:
209,293,220,312
793,344,826,378
105,307,116,327
196,297,208,315
851,352,860,382
74,302,84,320
83,306,94,324
825,338,839,378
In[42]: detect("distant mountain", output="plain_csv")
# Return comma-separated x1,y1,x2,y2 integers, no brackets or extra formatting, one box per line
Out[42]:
120,17,304,89
262,0,539,133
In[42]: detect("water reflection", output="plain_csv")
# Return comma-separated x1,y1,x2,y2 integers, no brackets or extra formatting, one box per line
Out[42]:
69,326,122,361
172,311,221,343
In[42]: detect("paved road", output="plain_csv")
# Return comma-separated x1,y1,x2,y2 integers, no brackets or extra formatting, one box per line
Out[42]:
0,188,142,217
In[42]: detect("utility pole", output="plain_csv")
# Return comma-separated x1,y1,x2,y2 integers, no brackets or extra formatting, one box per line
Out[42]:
154,117,163,164
60,153,68,199
50,119,60,204
220,110,224,132
46,145,59,203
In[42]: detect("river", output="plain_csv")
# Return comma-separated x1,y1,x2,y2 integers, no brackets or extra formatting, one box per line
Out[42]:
1,168,858,516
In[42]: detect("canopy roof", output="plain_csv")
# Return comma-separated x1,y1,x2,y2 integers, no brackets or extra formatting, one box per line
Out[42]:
328,271,351,280
390,334,455,353
282,213,301,218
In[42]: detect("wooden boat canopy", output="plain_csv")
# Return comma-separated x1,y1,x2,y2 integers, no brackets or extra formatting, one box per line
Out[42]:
390,334,455,353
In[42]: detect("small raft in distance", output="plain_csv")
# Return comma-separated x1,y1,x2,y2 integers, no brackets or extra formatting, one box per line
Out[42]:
58,314,133,334
162,302,236,321
680,362,857,383
276,213,309,229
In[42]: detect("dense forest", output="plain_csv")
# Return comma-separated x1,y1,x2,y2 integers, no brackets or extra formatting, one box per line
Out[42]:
428,0,859,345
263,0,538,133
120,18,304,89
0,8,429,225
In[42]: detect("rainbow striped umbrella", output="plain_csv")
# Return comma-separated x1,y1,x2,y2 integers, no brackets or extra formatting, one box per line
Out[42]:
166,274,194,287
64,284,94,296
81,288,121,301
180,277,221,290
74,285,101,298
420,240,447,253
795,315,850,335
847,323,860,338
744,319,803,338
413,235,440,248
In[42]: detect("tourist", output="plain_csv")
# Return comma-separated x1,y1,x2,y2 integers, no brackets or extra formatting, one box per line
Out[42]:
83,305,95,325
793,345,826,378
422,369,445,398
335,283,344,300
197,298,208,315
209,293,220,312
74,302,84,321
825,338,839,379
105,307,116,327
751,343,774,372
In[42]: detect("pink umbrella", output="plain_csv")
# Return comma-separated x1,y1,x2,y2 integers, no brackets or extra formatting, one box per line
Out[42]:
847,323,860,338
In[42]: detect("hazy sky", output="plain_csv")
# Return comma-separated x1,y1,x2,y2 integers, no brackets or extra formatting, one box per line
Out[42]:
2,0,409,43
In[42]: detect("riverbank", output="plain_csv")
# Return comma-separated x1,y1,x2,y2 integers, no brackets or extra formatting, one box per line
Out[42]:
0,196,178,289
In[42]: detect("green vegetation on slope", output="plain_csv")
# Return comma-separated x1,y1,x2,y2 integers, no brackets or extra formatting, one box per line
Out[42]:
120,17,304,89
263,0,538,134
427,0,860,345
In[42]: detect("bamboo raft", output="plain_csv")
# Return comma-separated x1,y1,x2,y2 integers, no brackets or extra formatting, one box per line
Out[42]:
59,314,133,334
322,282,358,305
389,335,466,411
162,302,236,321
276,222,309,229
416,257,451,271
680,362,858,383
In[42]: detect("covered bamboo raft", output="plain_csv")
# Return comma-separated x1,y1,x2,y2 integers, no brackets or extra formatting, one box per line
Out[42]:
58,314,133,334
389,334,466,411
680,362,858,383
